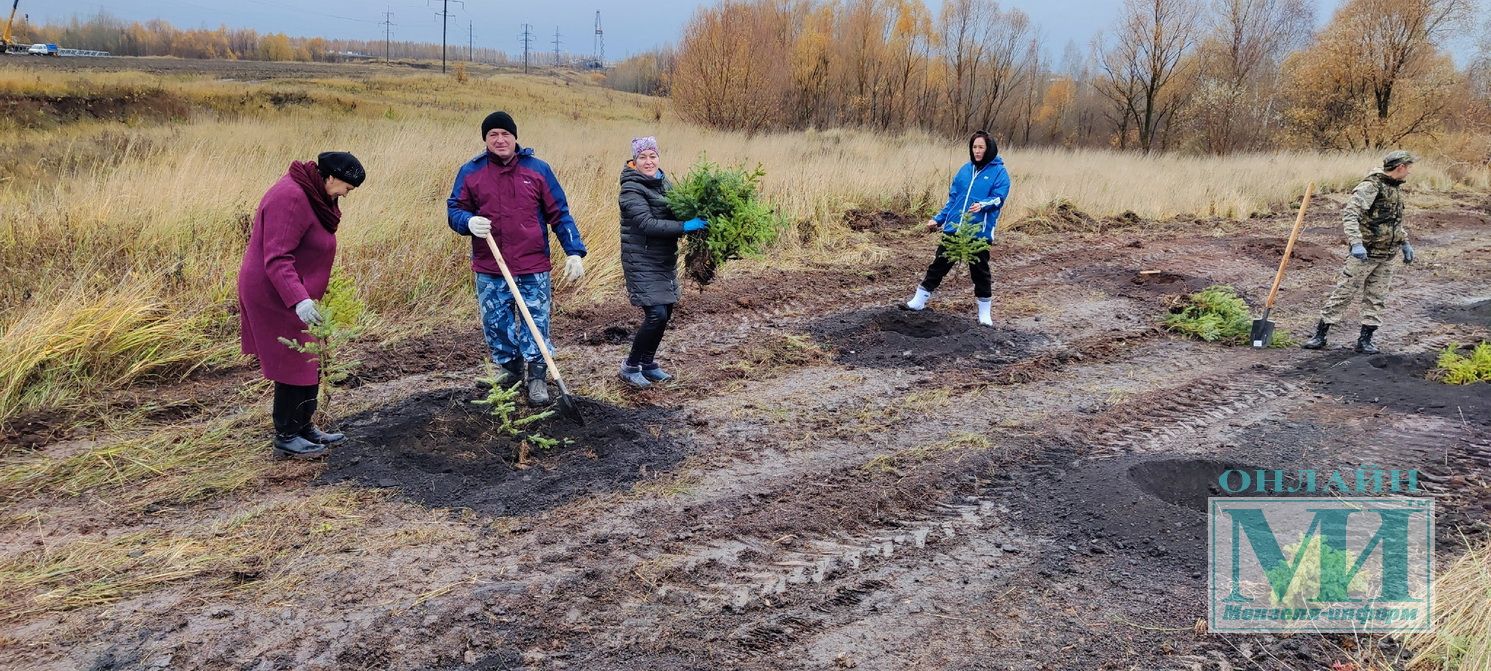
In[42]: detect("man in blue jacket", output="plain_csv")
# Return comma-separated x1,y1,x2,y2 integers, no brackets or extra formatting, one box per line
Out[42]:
447,111,587,405
904,130,1011,326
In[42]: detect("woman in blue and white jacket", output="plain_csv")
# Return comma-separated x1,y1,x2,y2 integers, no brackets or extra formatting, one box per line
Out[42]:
904,130,1011,326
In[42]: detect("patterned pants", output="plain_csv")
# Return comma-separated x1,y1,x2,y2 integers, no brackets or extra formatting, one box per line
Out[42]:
1319,255,1399,327
475,271,554,364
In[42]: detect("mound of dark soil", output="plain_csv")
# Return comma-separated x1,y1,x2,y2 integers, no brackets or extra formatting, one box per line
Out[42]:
1066,267,1215,301
844,209,918,232
1299,352,1490,426
809,307,1048,368
1430,299,1491,326
1237,237,1333,268
319,388,683,516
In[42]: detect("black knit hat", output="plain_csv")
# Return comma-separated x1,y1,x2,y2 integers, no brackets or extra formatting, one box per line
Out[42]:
316,151,365,187
482,111,518,139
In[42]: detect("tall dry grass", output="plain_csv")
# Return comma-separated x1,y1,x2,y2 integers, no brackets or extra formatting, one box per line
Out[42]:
0,65,1485,423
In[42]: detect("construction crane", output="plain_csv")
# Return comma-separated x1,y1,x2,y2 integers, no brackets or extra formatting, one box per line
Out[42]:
2,0,22,54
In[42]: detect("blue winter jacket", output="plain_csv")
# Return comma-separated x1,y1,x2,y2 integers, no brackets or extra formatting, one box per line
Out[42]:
932,156,1011,240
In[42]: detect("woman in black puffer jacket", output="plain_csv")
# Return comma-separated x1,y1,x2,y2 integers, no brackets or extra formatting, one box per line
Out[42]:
616,136,708,388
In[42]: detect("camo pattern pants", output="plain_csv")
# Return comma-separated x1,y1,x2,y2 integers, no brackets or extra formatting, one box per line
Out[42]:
1319,255,1399,327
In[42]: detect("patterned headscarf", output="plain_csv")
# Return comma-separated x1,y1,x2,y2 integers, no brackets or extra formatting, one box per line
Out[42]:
631,136,659,158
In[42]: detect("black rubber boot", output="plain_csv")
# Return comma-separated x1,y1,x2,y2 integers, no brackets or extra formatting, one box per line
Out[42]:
1301,320,1330,350
273,434,327,460
486,358,524,389
640,363,673,383
618,363,652,389
299,425,346,444
1355,325,1380,355
526,359,551,406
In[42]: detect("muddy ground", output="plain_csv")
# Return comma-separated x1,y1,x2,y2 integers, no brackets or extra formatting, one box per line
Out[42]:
3,192,1489,670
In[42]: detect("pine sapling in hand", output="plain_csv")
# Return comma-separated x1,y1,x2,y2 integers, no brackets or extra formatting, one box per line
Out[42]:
939,212,992,264
278,268,369,423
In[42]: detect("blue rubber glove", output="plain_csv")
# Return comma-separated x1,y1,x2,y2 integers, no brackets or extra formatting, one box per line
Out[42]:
1401,243,1414,264
683,217,708,232
1350,243,1368,261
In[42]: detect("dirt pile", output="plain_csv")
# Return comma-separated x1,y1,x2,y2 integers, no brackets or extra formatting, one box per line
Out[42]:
1238,237,1333,268
1431,299,1491,326
844,209,918,232
1299,352,1490,426
808,307,1048,368
1066,266,1215,301
320,388,683,516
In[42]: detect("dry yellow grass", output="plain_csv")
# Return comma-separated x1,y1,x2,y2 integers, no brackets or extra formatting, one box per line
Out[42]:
1403,541,1491,670
0,64,1485,424
0,487,469,621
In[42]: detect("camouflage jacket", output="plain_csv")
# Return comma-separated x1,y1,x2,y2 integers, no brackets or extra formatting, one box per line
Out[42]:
1342,170,1407,257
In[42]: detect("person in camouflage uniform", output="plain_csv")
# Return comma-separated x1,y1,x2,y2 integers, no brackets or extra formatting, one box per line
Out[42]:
1301,151,1416,354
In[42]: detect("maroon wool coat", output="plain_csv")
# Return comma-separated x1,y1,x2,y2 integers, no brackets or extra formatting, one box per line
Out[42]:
237,173,336,386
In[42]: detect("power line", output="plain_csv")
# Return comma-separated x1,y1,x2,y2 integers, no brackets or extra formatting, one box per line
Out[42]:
381,8,396,63
519,23,532,74
428,0,463,73
594,11,603,68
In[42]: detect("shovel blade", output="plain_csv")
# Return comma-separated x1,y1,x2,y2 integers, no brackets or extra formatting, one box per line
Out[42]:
555,393,585,425
1250,318,1274,349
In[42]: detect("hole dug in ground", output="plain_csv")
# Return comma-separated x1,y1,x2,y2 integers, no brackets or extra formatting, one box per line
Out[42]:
319,388,683,517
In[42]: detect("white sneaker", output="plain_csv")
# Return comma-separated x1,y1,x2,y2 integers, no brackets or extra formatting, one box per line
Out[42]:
905,286,932,311
977,298,993,327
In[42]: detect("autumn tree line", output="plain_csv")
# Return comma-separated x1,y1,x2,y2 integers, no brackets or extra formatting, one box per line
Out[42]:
611,0,1490,157
16,13,512,65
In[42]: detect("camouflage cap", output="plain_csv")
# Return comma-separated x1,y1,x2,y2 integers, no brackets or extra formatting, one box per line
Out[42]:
1383,150,1416,170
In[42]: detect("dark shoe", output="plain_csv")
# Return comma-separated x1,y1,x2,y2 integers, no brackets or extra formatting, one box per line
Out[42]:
619,364,652,389
1355,325,1380,355
299,425,345,445
273,434,327,460
640,363,672,383
1301,320,1331,350
526,359,551,406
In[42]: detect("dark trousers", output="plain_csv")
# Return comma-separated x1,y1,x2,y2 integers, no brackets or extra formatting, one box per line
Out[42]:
920,242,993,298
272,382,319,438
626,303,674,367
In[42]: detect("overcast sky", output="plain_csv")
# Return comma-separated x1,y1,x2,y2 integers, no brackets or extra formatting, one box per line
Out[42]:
26,0,1449,64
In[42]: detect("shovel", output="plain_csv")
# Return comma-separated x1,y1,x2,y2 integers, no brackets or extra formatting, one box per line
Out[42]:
482,234,585,425
1251,182,1314,349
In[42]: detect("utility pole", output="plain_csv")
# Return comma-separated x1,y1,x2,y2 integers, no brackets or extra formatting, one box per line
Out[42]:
468,21,474,62
429,0,464,73
380,8,395,63
593,11,603,68
552,26,561,68
520,23,533,74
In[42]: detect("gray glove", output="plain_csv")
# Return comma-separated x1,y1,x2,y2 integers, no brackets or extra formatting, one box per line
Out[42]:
294,298,323,326
1350,243,1368,261
1401,243,1414,264
468,215,491,239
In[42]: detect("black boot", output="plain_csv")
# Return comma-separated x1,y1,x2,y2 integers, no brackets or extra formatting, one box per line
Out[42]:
1355,325,1380,355
1301,320,1330,350
274,434,327,460
526,359,551,406
493,358,525,388
299,425,345,444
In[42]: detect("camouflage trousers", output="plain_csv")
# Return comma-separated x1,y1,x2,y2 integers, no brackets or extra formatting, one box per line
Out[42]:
1319,255,1399,327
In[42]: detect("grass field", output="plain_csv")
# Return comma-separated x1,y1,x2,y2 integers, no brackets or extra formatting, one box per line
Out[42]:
1,59,1488,671
0,62,1485,425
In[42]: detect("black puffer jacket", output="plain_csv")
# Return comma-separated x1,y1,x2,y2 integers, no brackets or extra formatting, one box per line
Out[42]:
618,164,686,306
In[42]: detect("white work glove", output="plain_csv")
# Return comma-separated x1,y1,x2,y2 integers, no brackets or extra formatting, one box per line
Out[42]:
294,298,323,326
468,215,492,239
563,255,585,282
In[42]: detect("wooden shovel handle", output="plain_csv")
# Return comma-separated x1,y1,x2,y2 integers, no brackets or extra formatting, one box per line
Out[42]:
482,234,567,388
1264,182,1314,311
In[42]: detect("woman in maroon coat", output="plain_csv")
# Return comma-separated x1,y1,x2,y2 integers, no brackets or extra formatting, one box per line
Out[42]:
238,152,365,459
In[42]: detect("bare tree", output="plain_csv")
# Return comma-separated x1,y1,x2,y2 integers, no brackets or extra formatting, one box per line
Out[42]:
1102,0,1202,153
